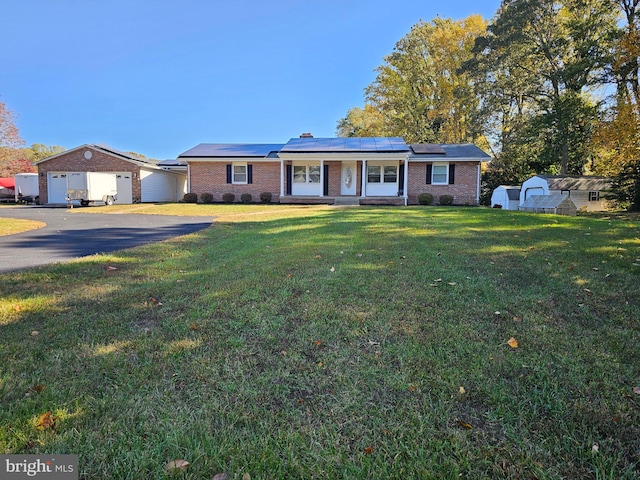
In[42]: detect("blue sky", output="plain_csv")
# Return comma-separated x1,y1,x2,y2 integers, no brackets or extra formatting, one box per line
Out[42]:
2,0,501,159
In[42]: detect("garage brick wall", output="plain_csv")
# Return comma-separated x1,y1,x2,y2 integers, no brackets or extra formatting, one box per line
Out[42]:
407,162,480,205
189,162,281,202
37,147,141,204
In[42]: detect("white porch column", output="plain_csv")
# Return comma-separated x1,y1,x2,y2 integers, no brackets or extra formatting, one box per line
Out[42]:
403,159,409,206
280,160,285,198
361,159,366,198
320,159,324,197
476,163,481,205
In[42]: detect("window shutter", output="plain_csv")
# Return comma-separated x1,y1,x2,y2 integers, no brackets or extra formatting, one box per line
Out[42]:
286,164,292,195
226,164,232,184
426,164,432,184
398,163,405,195
323,164,329,196
247,164,253,184
449,164,455,185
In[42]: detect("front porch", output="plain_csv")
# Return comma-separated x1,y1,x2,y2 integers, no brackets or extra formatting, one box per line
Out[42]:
278,195,405,206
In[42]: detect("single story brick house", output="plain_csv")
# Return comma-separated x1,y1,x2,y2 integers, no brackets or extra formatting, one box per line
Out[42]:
35,144,187,205
179,136,491,205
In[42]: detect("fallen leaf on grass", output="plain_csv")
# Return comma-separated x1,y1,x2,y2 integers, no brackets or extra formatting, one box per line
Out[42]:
459,386,466,395
242,474,251,480
31,384,45,393
330,267,335,273
633,386,640,395
507,337,519,349
458,420,473,429
213,473,230,480
36,412,56,430
106,265,117,271
148,296,162,306
364,446,374,455
189,323,199,331
30,331,39,337
165,459,189,473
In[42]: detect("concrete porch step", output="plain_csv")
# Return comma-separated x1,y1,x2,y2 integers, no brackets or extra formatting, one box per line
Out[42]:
333,196,361,206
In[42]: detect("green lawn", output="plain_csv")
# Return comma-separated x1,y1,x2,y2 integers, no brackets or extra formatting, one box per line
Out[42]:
1,206,639,479
0,217,45,236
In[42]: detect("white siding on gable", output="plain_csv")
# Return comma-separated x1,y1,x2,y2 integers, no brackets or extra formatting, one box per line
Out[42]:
140,169,183,202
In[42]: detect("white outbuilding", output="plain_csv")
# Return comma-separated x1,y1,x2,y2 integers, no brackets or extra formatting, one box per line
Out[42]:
519,175,611,212
490,185,521,210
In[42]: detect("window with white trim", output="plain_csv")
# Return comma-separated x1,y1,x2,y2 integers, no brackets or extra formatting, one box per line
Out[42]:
384,165,397,183
367,165,381,183
233,163,247,184
293,164,321,184
309,165,321,183
432,163,448,185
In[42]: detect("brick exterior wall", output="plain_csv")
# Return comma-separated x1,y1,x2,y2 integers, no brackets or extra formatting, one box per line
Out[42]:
37,147,141,204
189,160,479,204
407,162,480,205
189,162,281,202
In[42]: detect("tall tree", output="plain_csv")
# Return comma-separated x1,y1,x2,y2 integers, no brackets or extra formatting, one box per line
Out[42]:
0,101,23,149
337,15,487,143
336,105,387,138
0,100,26,177
474,0,617,175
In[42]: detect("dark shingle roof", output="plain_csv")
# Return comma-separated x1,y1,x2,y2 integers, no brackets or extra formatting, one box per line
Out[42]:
410,143,491,160
537,175,611,191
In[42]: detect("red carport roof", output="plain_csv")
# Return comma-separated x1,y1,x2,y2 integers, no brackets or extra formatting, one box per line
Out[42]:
0,178,15,189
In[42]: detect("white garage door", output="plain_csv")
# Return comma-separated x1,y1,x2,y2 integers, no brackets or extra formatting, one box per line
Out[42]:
48,173,68,203
115,173,133,204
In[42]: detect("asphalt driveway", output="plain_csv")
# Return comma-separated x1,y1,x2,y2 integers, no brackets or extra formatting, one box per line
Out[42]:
0,206,212,273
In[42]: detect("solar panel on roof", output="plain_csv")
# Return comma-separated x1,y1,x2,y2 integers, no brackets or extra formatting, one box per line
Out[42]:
411,144,446,154
280,137,409,153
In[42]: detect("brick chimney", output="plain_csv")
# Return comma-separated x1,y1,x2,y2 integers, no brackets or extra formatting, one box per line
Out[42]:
299,132,314,138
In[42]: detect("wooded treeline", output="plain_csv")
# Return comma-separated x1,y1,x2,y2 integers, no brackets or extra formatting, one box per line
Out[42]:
0,100,65,177
337,0,640,210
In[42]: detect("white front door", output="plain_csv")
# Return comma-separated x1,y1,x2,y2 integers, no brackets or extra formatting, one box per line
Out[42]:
341,161,356,195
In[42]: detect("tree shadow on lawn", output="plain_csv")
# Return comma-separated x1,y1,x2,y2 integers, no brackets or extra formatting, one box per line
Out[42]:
1,208,639,478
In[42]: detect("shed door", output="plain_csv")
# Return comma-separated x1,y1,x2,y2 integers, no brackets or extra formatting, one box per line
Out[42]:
116,173,133,204
48,173,68,203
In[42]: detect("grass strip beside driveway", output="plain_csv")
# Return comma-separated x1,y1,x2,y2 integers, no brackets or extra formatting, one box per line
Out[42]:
1,207,639,479
0,218,46,236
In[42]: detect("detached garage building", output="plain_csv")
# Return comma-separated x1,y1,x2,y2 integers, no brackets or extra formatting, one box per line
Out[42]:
35,144,187,205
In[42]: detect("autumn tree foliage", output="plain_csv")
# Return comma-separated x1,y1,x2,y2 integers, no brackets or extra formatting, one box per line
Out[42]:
0,100,28,177
338,1,640,209
337,15,488,145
